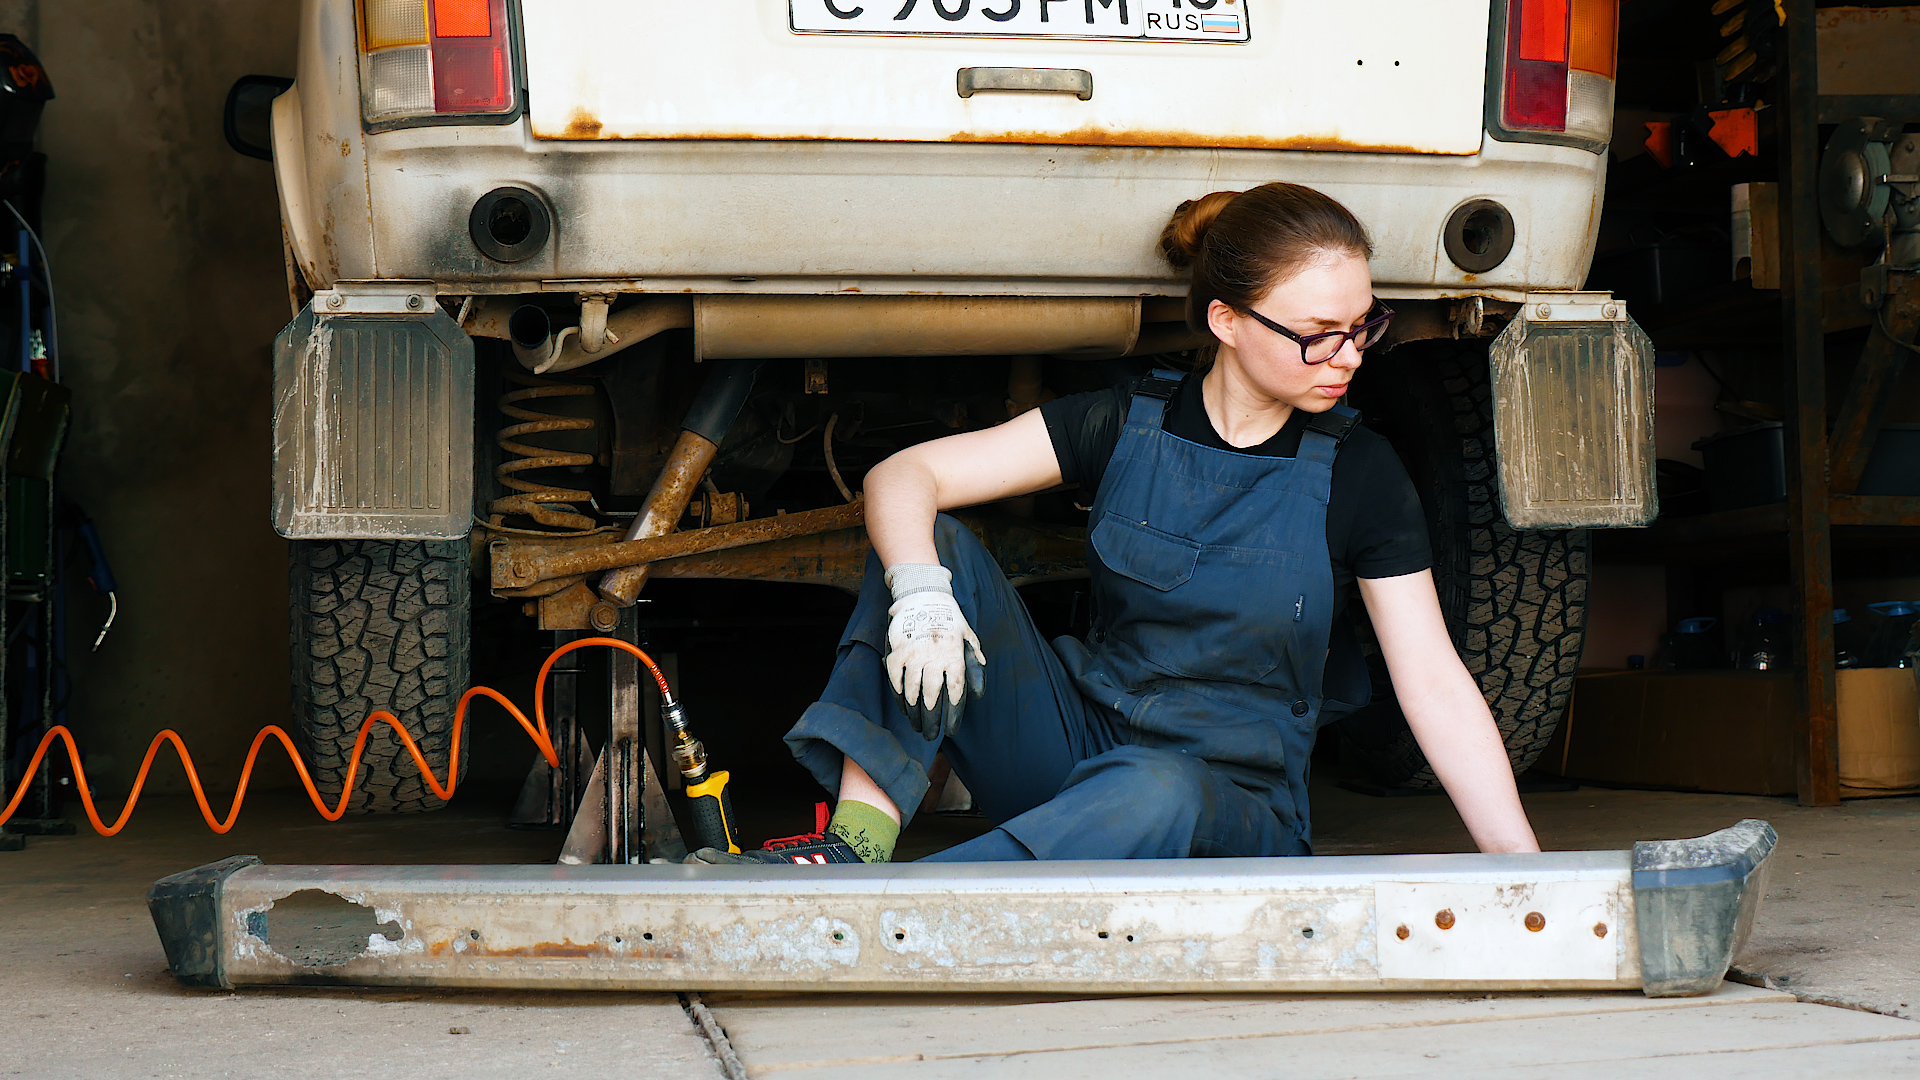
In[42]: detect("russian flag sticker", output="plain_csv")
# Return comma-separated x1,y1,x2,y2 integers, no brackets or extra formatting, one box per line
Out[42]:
1201,14,1241,33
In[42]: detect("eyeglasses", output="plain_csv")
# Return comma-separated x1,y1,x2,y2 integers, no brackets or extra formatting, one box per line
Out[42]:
1243,300,1395,365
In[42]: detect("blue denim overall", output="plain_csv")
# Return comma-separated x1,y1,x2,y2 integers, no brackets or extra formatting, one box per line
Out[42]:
784,374,1364,860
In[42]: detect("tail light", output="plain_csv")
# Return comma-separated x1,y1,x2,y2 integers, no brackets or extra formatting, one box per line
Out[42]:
1500,0,1617,144
358,0,515,126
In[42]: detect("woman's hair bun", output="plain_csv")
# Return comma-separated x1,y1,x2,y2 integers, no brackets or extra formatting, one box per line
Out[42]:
1158,189,1241,269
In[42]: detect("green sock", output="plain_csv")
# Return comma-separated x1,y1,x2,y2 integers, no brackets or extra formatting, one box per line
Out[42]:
828,799,900,864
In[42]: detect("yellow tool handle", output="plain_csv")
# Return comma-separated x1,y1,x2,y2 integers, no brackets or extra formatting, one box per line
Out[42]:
684,770,739,854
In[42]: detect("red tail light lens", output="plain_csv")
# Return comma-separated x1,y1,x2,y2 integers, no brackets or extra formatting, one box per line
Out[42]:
430,0,509,113
358,0,515,126
1503,0,1571,131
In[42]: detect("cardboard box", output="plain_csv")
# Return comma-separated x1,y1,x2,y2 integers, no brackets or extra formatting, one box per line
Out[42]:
1837,667,1920,796
1543,671,1798,796
1542,668,1920,797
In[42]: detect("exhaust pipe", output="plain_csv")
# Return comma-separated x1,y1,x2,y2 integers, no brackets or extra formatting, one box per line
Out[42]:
507,305,578,374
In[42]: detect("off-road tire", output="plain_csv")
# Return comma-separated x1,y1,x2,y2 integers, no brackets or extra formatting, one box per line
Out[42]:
1339,340,1589,786
289,539,471,813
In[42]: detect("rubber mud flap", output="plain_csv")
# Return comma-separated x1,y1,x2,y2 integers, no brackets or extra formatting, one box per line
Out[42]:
147,855,261,989
1632,819,1777,997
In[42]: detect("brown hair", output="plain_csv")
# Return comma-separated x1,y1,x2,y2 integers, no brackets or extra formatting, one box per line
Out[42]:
1159,183,1373,334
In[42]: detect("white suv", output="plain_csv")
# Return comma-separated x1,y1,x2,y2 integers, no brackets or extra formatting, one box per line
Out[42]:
240,0,1651,813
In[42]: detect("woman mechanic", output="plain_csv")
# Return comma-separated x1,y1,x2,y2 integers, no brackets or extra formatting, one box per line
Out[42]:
694,182,1541,865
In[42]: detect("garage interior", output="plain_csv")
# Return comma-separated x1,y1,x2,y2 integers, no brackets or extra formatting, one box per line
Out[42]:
4,0,1920,1076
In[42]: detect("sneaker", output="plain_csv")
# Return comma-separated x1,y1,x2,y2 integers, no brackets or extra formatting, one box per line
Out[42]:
683,803,867,865
686,830,865,865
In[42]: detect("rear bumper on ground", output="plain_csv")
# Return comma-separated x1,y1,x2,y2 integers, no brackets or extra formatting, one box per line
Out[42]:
150,820,1772,995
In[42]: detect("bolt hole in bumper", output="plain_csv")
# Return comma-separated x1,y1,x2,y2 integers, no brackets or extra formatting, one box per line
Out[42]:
149,820,1773,996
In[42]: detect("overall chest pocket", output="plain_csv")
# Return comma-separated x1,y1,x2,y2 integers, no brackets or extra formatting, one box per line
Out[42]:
1091,515,1198,591
1090,515,1299,686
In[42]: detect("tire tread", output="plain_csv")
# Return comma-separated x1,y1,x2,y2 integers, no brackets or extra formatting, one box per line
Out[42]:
288,538,471,814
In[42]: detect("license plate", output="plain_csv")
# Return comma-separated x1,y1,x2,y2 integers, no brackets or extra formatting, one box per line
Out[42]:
790,0,1251,43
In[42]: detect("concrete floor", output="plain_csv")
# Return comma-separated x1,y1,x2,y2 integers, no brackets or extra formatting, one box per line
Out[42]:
3,779,1917,1078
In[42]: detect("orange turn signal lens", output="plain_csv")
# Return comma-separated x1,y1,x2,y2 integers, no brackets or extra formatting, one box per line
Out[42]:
1570,0,1620,78
360,0,429,50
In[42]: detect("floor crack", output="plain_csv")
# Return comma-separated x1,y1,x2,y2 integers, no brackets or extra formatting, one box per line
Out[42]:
1728,965,1912,1018
682,991,749,1079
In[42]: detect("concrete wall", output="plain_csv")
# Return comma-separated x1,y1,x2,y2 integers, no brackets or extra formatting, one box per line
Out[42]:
17,1,299,793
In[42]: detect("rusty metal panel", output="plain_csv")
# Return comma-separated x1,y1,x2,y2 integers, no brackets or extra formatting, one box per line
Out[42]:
152,821,1777,996
272,290,473,539
520,0,1490,153
1489,293,1658,529
209,853,1646,993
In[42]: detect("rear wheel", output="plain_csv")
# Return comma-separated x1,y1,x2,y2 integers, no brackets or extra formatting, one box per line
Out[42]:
1339,340,1589,786
288,538,471,813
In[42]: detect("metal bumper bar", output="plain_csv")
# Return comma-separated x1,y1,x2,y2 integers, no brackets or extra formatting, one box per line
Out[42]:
149,820,1774,997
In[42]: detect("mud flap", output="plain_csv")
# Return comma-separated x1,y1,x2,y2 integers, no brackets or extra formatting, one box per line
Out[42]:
1489,292,1658,529
272,286,473,540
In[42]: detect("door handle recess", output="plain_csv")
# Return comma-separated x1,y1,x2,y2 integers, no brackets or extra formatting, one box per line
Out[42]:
956,67,1093,101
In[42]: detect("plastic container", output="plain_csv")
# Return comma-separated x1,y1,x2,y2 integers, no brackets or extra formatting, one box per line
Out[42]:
1694,423,1785,511
1856,425,1920,496
1835,608,1867,669
1737,608,1788,670
1670,616,1726,669
1866,601,1920,668
1653,632,1680,671
1694,422,1920,510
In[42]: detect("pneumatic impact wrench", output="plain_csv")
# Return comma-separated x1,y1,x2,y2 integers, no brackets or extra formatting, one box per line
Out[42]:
663,693,740,854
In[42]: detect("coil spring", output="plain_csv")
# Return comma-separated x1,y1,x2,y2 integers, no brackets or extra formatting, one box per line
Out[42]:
493,371,598,531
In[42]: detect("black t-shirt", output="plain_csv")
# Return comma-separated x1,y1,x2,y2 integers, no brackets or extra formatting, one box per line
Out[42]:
1039,372,1433,607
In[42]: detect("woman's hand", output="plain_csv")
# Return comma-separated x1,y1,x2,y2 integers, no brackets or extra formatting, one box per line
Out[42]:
883,563,987,739
861,410,1063,733
1356,570,1542,854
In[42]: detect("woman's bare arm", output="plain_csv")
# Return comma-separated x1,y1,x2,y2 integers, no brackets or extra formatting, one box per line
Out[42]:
862,409,1064,568
1356,570,1541,853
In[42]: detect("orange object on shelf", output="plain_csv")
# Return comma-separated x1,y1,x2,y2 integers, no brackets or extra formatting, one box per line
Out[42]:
1707,108,1759,158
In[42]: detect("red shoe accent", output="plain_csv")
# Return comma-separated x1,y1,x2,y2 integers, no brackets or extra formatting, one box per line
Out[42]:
761,801,833,850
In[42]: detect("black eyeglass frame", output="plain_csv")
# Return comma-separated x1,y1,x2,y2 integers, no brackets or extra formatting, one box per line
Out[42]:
1242,300,1396,365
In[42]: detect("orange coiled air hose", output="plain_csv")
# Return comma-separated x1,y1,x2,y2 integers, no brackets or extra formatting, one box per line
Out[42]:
0,637,676,836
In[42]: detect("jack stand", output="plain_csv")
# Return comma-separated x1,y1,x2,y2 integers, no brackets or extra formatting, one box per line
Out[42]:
507,631,593,829
556,609,687,865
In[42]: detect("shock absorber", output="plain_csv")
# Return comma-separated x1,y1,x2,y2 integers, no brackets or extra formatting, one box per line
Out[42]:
662,693,740,854
492,371,598,531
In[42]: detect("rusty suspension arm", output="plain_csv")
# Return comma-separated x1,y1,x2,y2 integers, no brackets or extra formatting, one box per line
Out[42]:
494,499,868,592
597,359,764,607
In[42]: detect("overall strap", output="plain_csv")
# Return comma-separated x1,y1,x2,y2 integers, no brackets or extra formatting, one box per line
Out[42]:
1295,403,1360,465
1122,369,1184,427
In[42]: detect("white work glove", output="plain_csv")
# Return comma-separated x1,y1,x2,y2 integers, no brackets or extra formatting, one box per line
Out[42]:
883,564,987,741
